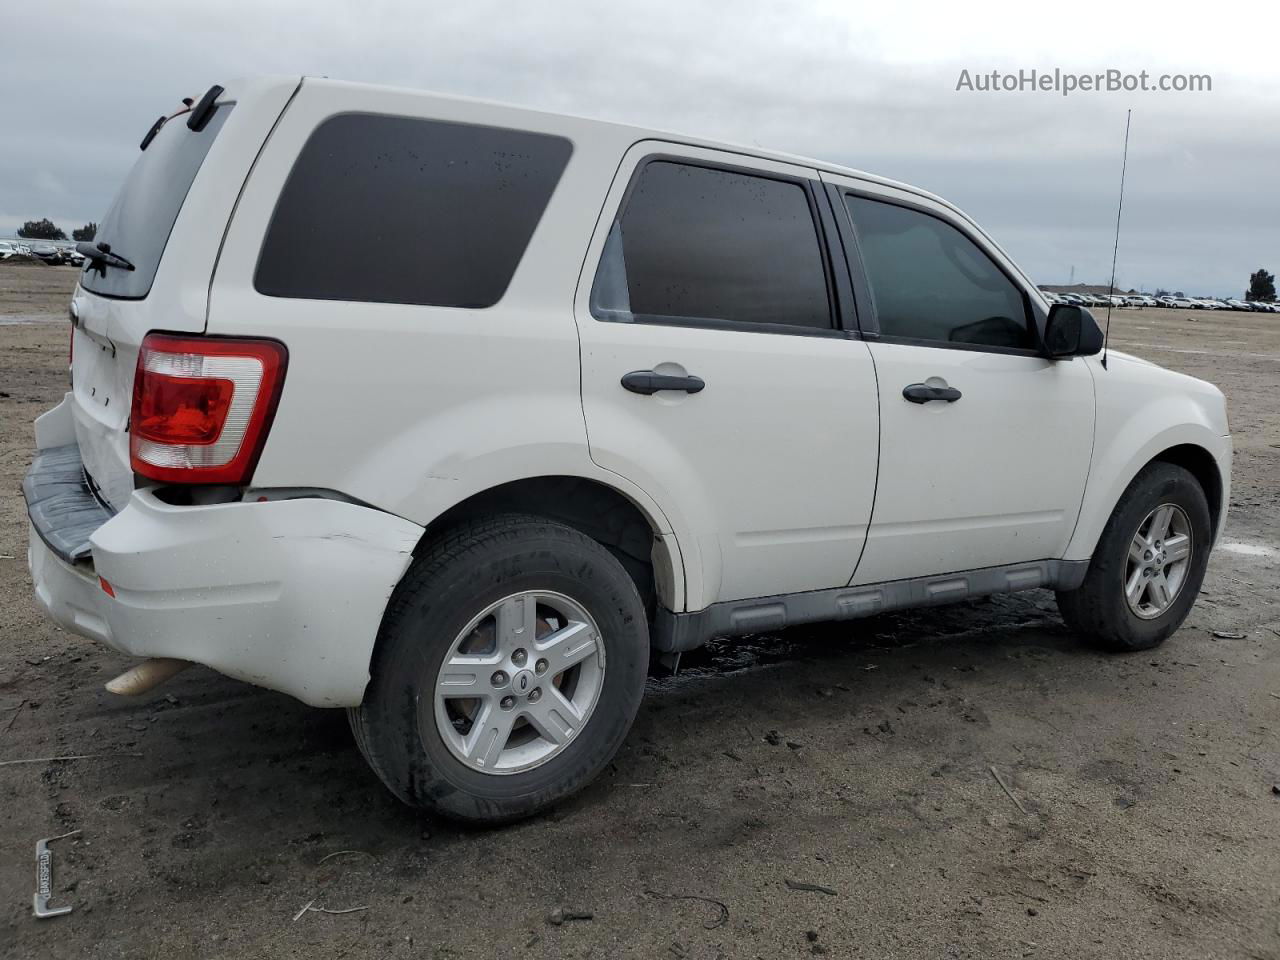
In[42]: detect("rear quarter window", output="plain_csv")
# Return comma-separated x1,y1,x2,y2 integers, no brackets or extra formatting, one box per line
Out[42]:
254,114,572,308
80,105,232,300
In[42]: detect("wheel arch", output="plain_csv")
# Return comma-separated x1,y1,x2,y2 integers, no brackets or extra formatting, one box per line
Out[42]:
1065,419,1231,562
1151,443,1224,541
412,475,684,618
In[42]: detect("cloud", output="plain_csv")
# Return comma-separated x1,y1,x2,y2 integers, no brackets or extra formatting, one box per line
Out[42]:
3,0,1275,293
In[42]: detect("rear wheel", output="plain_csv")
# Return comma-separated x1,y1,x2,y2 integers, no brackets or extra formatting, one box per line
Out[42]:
350,514,649,823
1056,462,1211,651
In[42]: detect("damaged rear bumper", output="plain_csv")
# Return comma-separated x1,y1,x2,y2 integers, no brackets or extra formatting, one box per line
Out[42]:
25,405,423,707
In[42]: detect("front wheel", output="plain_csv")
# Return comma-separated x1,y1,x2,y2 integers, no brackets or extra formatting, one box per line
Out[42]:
1056,462,1212,651
350,514,649,823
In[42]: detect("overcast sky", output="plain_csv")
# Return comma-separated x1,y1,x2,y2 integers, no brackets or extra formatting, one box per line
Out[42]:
4,0,1277,295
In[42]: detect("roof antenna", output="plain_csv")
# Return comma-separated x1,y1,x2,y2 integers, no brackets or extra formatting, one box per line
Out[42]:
1102,109,1132,370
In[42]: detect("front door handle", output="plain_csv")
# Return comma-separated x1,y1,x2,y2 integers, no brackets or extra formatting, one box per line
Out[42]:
621,370,706,395
902,382,961,404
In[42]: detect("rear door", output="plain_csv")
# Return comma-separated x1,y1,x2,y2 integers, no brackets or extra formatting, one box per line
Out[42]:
574,145,880,607
822,173,1095,584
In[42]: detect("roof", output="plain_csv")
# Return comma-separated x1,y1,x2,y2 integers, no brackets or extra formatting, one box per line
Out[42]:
296,76,969,221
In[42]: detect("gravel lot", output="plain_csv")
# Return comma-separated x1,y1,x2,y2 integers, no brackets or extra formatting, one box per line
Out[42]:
2,263,1277,959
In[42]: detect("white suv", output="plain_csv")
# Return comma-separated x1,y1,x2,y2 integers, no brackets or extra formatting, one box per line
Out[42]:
25,77,1231,823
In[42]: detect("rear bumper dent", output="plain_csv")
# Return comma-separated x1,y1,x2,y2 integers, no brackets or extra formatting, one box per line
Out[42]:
29,489,423,707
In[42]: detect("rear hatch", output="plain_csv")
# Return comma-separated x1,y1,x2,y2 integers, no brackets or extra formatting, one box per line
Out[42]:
68,77,299,510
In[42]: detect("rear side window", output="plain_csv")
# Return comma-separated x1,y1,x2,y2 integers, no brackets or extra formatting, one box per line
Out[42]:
591,161,832,331
80,105,232,299
255,114,572,308
845,196,1032,350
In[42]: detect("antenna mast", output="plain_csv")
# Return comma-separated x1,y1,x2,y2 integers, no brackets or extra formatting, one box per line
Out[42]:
1102,109,1132,370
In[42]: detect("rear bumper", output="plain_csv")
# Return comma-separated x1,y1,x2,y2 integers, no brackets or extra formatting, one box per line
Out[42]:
26,435,423,707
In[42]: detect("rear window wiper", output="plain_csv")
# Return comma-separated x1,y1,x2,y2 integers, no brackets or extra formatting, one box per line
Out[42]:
138,85,219,151
77,242,135,274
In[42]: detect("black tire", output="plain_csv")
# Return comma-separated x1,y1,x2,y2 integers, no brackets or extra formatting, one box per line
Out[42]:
1056,462,1211,651
350,513,649,823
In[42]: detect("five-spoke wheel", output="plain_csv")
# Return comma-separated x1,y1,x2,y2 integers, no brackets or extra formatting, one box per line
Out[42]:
349,514,648,823
1124,503,1194,619
434,591,605,773
1057,461,1212,651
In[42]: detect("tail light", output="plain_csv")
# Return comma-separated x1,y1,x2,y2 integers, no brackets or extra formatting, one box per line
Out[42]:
130,333,287,485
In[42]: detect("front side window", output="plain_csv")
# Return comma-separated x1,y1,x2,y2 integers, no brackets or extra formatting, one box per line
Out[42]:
256,114,572,308
591,161,832,331
845,195,1032,350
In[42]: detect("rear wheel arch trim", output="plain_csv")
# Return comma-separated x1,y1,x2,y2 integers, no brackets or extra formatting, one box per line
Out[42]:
408,474,687,615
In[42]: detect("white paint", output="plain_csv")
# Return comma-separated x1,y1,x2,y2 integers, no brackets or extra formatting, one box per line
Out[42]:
30,484,423,707
30,77,1235,707
573,142,880,605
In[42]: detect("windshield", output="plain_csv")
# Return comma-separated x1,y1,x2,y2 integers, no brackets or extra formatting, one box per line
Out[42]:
80,104,231,299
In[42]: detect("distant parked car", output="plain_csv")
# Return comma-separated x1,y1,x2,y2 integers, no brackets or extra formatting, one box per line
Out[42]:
1167,297,1195,309
61,246,85,266
27,242,65,265
0,240,18,260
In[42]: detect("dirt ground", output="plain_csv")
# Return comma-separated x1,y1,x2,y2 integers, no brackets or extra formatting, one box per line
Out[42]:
1,262,1277,960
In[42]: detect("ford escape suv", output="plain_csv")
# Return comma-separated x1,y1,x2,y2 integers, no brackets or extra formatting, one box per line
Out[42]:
25,77,1231,823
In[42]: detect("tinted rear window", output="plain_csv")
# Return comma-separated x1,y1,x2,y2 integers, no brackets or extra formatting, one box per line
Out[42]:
80,105,231,299
590,161,831,331
254,114,572,308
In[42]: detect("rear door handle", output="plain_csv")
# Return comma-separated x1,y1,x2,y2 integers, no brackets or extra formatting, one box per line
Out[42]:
621,370,706,395
902,382,961,403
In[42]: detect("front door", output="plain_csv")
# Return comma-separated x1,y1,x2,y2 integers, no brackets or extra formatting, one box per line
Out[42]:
823,176,1096,585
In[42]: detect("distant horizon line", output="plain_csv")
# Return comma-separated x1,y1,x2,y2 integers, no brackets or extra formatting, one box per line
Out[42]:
0,233,1251,299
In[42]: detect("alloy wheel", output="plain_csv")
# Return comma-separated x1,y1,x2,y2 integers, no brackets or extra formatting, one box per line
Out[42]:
430,591,605,774
1123,503,1193,619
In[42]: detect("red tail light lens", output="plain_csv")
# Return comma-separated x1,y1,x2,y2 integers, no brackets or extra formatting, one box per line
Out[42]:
130,333,287,485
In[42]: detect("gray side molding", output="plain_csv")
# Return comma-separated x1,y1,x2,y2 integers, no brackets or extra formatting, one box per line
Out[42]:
652,558,1089,653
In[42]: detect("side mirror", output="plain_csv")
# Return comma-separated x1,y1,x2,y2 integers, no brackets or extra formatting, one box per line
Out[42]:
1044,304,1104,358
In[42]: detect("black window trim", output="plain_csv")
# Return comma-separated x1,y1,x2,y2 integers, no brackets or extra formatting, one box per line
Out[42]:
829,183,1051,358
589,153,855,340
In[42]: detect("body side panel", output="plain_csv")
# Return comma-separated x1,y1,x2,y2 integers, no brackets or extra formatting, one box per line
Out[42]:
1064,353,1231,560
208,82,699,607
